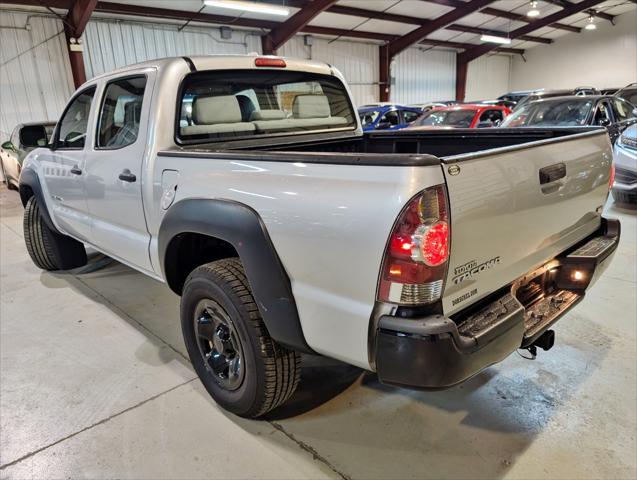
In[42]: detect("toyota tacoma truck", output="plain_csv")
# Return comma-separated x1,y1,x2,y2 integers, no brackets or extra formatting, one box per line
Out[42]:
18,55,619,418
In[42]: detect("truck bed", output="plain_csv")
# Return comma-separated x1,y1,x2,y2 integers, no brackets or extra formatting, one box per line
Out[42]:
164,127,600,165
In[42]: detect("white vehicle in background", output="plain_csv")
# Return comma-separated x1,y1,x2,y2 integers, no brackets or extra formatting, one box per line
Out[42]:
18,55,620,418
612,124,637,204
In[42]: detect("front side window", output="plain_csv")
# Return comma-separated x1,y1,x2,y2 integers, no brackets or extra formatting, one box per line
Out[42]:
97,76,147,149
478,109,504,127
611,98,635,122
57,87,96,149
178,70,356,143
379,110,399,127
593,102,612,126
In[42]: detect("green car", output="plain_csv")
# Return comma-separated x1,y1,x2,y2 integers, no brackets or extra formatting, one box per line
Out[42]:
1,122,55,190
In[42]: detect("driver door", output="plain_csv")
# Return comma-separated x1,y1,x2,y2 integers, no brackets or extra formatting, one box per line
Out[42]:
41,86,96,240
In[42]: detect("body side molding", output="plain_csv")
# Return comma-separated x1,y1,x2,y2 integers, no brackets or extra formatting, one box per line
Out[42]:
158,198,313,353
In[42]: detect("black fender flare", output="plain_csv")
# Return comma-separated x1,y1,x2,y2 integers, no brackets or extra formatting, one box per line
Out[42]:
19,168,57,231
158,198,313,353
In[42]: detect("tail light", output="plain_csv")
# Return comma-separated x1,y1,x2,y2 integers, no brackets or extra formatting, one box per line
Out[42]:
609,163,615,189
378,185,450,305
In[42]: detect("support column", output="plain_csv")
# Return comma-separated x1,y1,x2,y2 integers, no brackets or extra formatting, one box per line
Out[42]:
379,44,391,102
455,56,468,102
65,28,87,88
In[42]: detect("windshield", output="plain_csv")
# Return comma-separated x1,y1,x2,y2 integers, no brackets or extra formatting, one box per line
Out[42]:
177,70,356,143
414,109,476,128
502,99,594,127
359,110,381,127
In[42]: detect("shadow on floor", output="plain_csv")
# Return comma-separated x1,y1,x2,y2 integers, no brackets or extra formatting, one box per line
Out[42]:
36,252,614,479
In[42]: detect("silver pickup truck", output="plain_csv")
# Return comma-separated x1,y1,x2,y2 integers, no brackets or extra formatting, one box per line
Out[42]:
19,55,620,418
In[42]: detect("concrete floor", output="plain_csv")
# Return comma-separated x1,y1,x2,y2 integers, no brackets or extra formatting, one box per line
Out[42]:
0,184,635,480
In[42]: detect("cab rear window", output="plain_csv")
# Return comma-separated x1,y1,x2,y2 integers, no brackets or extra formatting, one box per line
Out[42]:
177,70,356,144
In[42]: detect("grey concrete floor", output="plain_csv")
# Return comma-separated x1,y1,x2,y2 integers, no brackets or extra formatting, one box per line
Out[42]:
1,184,636,480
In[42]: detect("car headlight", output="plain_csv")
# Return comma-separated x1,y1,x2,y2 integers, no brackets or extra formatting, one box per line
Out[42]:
619,133,637,149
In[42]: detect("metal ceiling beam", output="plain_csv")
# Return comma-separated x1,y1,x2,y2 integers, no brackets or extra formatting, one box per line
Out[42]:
265,0,551,44
66,0,96,37
445,23,552,44
456,0,607,101
480,6,581,33
386,0,494,57
422,1,581,33
459,0,606,64
261,0,337,54
545,0,615,23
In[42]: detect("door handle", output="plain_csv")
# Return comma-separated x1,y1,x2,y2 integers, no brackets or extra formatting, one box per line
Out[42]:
539,163,566,185
70,165,82,175
119,169,136,183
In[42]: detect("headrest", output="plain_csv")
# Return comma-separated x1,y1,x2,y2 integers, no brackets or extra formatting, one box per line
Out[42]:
124,100,142,124
249,110,286,121
193,95,242,124
292,95,331,119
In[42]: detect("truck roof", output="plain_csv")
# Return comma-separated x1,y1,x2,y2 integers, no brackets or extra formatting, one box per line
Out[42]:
87,54,334,83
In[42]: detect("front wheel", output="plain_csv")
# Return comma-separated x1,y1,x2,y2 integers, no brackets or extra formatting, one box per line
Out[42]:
23,196,87,270
181,258,301,418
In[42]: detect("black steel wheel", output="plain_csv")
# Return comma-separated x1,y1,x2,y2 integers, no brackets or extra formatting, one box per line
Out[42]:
193,298,245,390
181,258,301,418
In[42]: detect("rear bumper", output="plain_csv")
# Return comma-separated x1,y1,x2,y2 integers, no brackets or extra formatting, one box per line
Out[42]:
375,217,620,390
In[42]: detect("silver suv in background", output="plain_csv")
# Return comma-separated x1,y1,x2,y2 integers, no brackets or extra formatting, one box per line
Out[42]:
612,124,637,204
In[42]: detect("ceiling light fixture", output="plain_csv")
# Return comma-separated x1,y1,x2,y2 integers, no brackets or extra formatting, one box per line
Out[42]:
202,0,290,16
585,15,597,30
527,1,540,18
480,34,512,45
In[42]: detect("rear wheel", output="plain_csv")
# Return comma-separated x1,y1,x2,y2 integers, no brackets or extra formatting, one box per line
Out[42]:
23,196,87,270
181,258,301,418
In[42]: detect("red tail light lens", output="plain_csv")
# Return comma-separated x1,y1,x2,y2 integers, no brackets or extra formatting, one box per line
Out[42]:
378,185,450,305
255,57,287,68
609,163,615,189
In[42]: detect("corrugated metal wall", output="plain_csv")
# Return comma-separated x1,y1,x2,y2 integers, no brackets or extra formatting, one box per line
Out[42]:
391,47,456,104
83,18,263,79
279,37,378,107
465,54,511,102
0,10,74,139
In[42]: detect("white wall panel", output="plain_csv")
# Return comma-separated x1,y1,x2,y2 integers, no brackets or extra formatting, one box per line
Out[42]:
0,10,74,139
391,47,456,104
279,37,378,107
83,19,262,79
465,54,511,102
511,12,637,91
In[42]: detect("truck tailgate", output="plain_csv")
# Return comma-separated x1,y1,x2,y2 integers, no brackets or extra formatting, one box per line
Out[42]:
441,129,612,315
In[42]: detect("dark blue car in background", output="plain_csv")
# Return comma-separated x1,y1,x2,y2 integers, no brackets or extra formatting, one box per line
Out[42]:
358,104,423,132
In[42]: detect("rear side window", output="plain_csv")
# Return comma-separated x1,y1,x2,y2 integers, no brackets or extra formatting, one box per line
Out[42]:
177,70,356,144
57,87,96,149
97,76,147,149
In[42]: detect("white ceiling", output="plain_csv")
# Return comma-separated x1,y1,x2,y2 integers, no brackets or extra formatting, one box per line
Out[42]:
14,0,637,52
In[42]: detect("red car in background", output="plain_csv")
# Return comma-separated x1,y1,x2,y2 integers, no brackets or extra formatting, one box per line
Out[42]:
407,104,512,130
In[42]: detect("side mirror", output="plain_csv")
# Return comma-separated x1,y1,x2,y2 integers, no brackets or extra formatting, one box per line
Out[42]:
598,118,611,127
1,141,14,151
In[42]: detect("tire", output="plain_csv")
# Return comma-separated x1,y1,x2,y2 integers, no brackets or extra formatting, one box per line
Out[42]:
181,258,301,418
23,196,87,271
612,189,636,204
